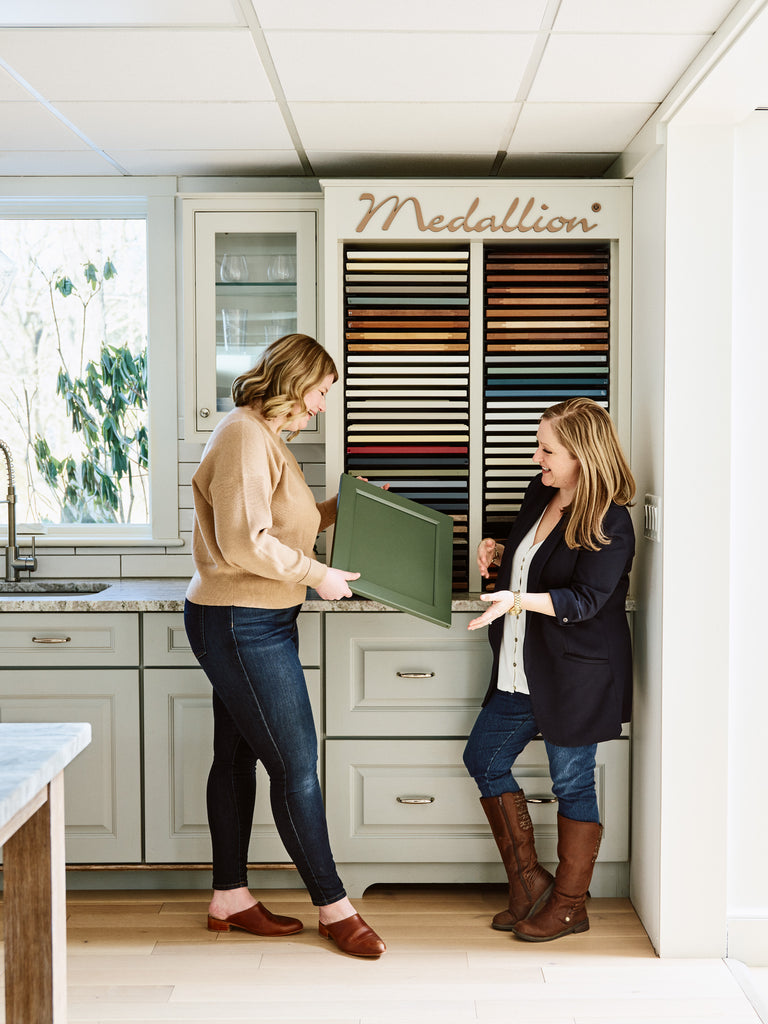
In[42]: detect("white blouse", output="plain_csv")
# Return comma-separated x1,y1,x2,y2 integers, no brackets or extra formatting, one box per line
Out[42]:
497,510,546,695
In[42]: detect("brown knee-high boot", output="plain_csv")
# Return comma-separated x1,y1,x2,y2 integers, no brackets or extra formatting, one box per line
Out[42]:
512,813,602,942
480,791,554,931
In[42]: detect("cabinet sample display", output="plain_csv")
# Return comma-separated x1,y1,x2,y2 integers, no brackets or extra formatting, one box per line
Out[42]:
481,246,610,541
342,246,471,589
323,181,632,595
181,195,322,441
0,613,141,863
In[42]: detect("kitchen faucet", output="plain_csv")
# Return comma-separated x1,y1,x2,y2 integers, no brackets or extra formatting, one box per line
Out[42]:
0,439,38,582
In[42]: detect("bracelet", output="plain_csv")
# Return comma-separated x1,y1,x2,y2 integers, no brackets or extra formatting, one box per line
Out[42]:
507,591,523,617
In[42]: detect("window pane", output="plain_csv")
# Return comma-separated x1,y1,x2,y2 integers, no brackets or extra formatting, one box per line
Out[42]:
0,219,149,526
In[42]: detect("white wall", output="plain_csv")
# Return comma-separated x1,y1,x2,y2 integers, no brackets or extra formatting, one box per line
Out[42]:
657,122,734,956
629,145,667,953
727,113,768,966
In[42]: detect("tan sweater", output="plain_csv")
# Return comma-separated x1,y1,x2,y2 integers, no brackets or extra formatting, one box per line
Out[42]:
186,406,335,608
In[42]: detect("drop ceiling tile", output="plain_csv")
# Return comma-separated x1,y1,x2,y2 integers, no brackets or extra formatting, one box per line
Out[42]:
55,101,293,150
0,29,272,101
0,0,241,25
267,30,538,102
510,102,656,152
290,102,518,152
554,0,737,34
499,152,618,176
0,65,36,100
306,151,497,176
0,101,89,148
529,33,710,102
0,150,119,174
109,150,304,176
255,0,548,32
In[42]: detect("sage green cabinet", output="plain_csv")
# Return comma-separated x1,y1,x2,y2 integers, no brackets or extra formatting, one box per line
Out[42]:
324,611,630,896
0,613,141,863
142,612,322,863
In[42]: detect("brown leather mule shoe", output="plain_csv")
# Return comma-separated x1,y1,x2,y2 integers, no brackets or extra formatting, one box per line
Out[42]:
319,913,386,957
207,902,303,936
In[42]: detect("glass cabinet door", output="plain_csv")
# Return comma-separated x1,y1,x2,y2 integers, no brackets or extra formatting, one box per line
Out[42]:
192,211,317,434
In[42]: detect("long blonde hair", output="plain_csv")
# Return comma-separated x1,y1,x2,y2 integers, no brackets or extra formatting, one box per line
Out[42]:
232,334,338,440
541,398,635,551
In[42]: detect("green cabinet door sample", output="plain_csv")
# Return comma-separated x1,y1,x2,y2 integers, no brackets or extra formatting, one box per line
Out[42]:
330,474,453,628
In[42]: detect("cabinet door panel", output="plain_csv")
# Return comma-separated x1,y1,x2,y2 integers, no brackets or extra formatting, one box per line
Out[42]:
144,666,321,863
0,670,141,862
326,612,492,736
143,612,321,668
325,738,628,864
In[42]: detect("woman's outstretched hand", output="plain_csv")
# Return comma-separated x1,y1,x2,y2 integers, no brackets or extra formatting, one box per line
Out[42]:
467,590,515,630
316,566,361,600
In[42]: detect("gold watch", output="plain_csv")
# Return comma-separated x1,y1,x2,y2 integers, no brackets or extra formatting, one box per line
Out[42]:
507,592,523,617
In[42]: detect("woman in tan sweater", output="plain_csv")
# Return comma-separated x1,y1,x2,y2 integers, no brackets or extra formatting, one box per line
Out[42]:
184,334,385,958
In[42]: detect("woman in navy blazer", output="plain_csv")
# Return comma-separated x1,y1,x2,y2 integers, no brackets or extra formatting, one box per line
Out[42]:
463,397,635,943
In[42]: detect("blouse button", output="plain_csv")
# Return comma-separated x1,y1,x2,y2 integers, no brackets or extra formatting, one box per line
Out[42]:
562,617,569,623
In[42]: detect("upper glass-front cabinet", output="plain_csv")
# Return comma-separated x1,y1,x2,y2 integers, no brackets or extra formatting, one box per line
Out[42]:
182,201,319,440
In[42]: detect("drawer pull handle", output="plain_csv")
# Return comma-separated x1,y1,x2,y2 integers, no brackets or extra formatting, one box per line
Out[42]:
396,796,435,805
31,636,72,644
526,794,558,804
396,671,435,679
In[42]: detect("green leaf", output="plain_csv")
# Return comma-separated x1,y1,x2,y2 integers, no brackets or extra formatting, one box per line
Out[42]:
54,276,73,297
103,258,117,280
84,262,99,290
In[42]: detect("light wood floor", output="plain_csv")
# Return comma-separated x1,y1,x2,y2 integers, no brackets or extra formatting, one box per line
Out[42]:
1,884,764,1023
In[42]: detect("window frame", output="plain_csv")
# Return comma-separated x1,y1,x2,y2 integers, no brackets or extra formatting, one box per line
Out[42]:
0,179,179,545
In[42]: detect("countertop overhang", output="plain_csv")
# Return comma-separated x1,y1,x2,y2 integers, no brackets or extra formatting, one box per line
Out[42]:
0,578,488,613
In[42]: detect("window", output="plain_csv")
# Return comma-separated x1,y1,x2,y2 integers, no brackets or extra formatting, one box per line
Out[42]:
0,190,178,543
1,218,149,525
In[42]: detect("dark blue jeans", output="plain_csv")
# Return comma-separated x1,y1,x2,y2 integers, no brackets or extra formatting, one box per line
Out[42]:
183,600,346,906
463,689,600,823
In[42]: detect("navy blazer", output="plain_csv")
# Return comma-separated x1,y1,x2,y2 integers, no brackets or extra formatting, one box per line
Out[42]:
484,474,635,747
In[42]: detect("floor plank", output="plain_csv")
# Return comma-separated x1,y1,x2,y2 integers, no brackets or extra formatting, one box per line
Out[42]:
1,885,764,1024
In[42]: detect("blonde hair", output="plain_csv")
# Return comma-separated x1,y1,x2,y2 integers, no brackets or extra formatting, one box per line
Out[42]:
541,397,635,551
232,334,338,440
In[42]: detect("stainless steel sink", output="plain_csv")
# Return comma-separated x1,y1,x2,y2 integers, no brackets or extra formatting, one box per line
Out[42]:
0,580,111,595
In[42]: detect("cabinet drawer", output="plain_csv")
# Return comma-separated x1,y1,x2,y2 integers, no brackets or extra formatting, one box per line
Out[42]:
326,612,492,736
142,611,321,667
0,613,139,666
325,738,629,864
143,666,322,862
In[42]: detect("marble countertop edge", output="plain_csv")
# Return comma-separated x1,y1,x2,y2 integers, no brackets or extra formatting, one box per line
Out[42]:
0,722,92,830
0,578,636,613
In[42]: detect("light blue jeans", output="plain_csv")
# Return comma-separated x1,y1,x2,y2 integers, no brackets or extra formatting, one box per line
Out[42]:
463,689,600,822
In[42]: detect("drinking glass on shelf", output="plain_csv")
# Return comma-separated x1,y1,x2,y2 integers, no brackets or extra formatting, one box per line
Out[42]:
266,254,296,282
264,320,283,345
221,308,248,349
219,254,248,283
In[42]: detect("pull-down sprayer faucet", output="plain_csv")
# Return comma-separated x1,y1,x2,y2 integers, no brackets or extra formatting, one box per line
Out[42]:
0,439,38,582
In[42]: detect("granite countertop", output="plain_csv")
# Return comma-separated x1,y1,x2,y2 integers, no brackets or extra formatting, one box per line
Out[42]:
0,722,91,831
0,578,488,613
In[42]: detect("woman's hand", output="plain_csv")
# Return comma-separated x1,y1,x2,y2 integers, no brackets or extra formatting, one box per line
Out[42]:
316,566,361,600
477,538,499,579
467,590,516,630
